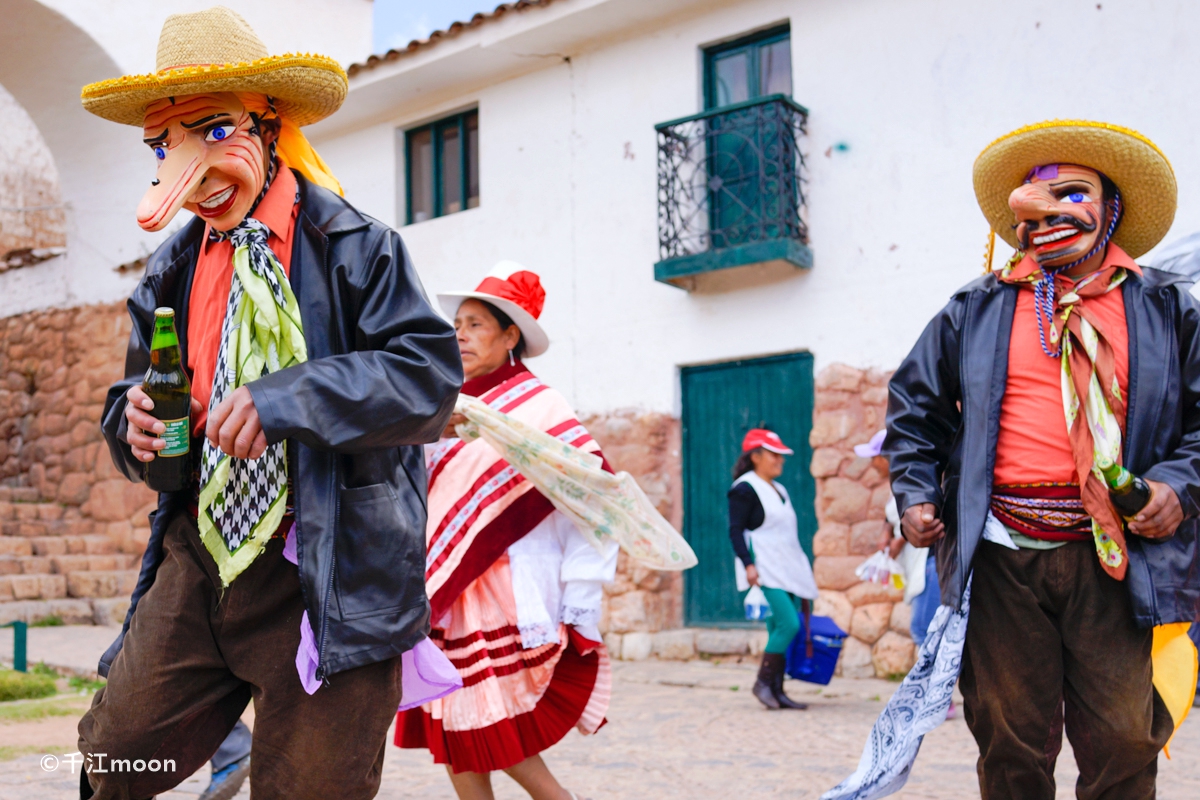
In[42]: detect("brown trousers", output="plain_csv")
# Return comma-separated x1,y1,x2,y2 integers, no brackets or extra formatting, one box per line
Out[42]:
960,541,1173,800
78,513,403,800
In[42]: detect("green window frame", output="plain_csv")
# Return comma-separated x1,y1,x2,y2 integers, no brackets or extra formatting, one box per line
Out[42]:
704,25,792,110
403,109,479,225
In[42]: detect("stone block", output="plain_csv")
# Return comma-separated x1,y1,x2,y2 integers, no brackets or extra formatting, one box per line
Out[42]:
606,590,648,632
0,501,13,520
18,556,51,574
67,569,138,599
862,386,889,405
30,537,67,556
809,411,856,447
621,631,653,661
0,600,33,624
869,485,892,518
846,581,904,606
38,575,67,599
695,629,749,655
812,524,850,557
889,601,912,636
813,590,853,633
18,522,47,538
36,503,63,521
45,598,91,624
11,488,38,502
92,596,131,626
651,628,696,660
0,577,12,601
14,504,38,522
850,603,893,644
57,472,93,505
842,456,873,480
747,630,770,656
81,535,117,555
0,538,32,557
0,557,19,575
813,556,865,591
872,631,917,678
839,636,876,679
10,574,41,600
816,364,865,392
51,556,90,574
87,480,134,522
810,447,845,478
850,520,889,555
820,478,872,524
602,632,622,657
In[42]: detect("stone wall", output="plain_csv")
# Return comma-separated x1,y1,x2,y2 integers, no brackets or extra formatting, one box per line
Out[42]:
809,363,915,678
582,410,685,658
0,303,146,624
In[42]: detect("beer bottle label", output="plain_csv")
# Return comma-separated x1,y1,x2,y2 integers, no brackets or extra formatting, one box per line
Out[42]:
158,417,190,458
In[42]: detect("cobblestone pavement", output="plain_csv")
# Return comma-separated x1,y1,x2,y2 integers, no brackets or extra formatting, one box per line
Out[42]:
2,658,1197,799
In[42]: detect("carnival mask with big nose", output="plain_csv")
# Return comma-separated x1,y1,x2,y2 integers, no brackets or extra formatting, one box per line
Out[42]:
137,92,277,232
1008,164,1116,268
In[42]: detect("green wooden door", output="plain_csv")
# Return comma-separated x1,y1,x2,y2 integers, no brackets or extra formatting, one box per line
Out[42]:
681,352,816,627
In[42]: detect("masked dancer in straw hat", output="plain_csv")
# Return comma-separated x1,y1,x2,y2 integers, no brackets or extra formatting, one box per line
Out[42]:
826,121,1200,800
76,8,462,799
396,262,618,800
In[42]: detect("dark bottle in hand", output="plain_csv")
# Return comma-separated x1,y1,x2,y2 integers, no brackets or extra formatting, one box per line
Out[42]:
1098,460,1151,519
142,308,192,493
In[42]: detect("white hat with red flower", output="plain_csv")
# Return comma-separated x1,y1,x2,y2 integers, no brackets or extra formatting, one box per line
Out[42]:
438,261,550,358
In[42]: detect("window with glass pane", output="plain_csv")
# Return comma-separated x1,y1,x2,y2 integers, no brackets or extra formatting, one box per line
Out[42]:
704,26,791,110
403,109,479,224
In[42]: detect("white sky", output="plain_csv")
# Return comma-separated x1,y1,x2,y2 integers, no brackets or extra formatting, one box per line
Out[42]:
373,0,492,53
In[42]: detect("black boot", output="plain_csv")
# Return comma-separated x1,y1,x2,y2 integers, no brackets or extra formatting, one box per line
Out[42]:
772,660,808,710
752,653,783,709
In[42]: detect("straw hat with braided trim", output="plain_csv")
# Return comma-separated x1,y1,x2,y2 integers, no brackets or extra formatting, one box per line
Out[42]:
81,6,346,127
973,120,1176,259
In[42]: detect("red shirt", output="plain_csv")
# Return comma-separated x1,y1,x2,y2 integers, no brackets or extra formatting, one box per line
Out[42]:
993,249,1139,486
187,165,298,433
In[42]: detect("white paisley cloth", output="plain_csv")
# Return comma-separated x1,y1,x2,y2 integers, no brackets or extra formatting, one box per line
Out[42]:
821,577,972,800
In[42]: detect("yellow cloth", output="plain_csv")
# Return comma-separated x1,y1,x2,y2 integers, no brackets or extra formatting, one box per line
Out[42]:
1152,622,1198,757
237,92,343,196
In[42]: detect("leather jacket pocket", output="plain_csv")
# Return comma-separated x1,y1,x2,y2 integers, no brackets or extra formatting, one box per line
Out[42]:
334,482,425,620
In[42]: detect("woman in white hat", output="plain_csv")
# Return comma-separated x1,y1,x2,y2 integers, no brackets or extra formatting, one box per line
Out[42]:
396,262,616,800
729,428,819,710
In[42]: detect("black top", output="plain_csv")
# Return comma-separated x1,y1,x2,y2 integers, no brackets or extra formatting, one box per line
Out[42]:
728,480,765,567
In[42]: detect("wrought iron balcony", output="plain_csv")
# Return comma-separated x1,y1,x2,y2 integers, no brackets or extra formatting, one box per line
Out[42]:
655,94,811,291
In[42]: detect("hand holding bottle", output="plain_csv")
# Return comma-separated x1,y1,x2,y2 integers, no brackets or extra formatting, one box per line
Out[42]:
125,386,203,462
1126,480,1183,540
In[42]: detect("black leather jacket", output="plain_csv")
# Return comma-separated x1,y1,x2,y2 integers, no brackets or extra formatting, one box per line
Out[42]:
886,267,1200,631
98,173,462,679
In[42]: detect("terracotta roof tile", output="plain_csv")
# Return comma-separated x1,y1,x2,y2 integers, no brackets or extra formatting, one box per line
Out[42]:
347,0,562,78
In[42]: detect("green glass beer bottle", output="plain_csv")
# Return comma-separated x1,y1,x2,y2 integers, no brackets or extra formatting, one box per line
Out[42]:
143,308,192,492
1098,460,1151,519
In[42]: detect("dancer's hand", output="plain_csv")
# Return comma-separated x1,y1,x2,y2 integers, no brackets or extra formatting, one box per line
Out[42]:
877,520,905,557
901,503,944,547
745,564,760,586
207,386,267,460
442,413,467,439
1127,481,1182,540
125,386,203,462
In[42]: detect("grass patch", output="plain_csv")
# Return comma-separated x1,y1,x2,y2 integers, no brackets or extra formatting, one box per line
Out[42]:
0,744,75,761
29,615,64,628
0,698,82,723
0,669,56,702
868,694,881,702
69,675,105,693
30,662,59,678
884,672,908,682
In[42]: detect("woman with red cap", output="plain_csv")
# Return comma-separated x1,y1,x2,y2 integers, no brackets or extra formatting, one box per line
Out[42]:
396,262,616,800
729,429,819,709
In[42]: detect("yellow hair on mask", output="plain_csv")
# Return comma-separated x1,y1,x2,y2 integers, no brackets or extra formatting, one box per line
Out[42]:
236,92,343,197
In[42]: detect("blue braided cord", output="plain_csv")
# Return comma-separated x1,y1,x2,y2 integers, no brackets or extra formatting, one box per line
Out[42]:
1032,192,1123,358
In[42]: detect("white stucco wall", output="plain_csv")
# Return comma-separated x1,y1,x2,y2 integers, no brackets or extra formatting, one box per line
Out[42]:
315,0,1200,415
0,0,372,317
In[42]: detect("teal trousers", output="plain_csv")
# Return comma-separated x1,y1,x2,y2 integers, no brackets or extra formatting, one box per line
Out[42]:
761,586,801,654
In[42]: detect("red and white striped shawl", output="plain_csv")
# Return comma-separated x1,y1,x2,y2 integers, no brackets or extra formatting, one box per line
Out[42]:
425,361,603,619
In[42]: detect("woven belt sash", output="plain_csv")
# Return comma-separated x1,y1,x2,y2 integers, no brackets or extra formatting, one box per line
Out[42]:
990,483,1092,542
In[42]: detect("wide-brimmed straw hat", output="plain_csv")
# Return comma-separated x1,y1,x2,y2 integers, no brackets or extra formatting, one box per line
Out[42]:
439,262,551,358
973,120,1176,259
81,6,347,127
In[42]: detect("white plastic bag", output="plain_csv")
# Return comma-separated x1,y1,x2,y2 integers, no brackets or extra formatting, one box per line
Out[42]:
855,550,907,591
744,585,772,620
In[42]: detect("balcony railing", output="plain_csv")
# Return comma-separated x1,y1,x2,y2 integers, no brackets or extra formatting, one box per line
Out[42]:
655,94,810,289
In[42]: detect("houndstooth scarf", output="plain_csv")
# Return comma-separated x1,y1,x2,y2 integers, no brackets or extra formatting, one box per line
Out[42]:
198,155,308,586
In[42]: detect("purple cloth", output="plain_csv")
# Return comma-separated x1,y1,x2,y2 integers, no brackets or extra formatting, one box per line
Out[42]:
282,524,462,704
854,429,887,459
1024,164,1060,182
397,638,463,711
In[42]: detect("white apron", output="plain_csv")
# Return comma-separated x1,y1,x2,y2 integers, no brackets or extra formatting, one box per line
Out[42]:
733,472,819,600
